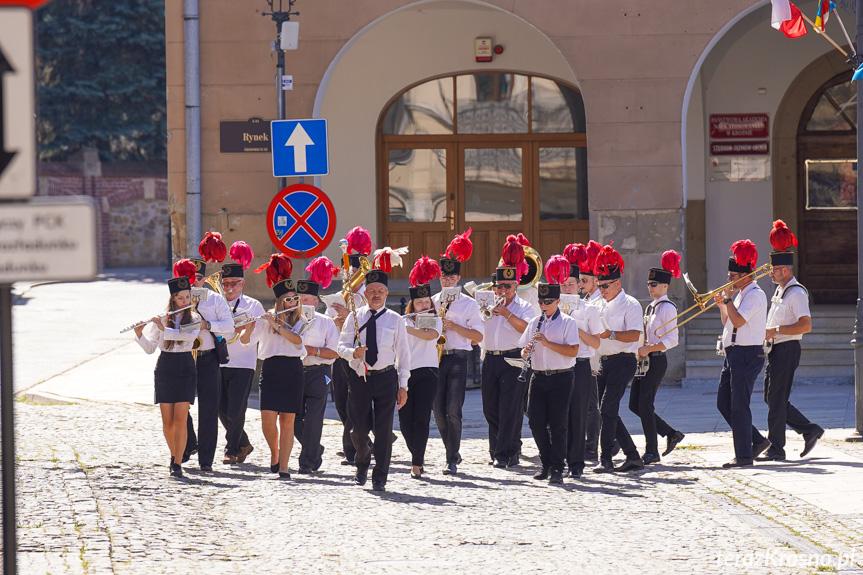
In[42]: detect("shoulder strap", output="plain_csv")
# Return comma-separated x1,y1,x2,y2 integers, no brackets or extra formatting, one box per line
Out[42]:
782,283,809,298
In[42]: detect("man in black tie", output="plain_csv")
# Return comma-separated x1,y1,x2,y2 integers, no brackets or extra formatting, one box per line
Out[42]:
337,270,410,492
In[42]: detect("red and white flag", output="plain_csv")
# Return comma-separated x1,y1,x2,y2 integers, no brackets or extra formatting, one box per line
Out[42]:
771,0,808,38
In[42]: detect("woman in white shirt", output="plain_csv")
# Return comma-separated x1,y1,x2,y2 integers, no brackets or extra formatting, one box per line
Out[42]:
134,270,202,478
241,278,306,479
397,283,442,479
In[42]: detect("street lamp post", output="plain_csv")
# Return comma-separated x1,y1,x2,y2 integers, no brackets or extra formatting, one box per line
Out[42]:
854,0,863,438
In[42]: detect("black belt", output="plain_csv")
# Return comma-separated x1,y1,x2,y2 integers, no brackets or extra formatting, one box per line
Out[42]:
648,351,665,358
600,352,635,360
442,349,470,356
196,348,215,356
303,364,330,372
534,368,572,376
576,358,591,364
368,365,395,375
486,348,519,356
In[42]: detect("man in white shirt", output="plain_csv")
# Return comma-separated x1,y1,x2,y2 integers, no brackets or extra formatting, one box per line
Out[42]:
593,248,645,473
183,256,234,472
714,242,769,468
560,257,602,478
338,270,410,492
480,266,536,468
520,283,580,484
295,279,341,473
629,259,685,465
433,257,483,475
760,248,823,460
218,262,265,465
578,253,604,460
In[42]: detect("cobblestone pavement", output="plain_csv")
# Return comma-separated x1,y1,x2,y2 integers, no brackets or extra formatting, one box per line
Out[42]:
11,398,863,574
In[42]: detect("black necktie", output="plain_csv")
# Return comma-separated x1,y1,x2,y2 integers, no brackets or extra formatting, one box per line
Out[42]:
365,310,381,366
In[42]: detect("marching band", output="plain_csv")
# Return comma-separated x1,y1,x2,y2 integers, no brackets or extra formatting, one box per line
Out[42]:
132,219,825,485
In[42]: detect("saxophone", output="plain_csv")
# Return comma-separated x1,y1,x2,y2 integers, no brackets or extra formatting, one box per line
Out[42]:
436,291,459,361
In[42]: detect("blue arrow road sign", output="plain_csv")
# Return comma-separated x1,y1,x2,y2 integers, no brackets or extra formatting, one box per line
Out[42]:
271,119,329,177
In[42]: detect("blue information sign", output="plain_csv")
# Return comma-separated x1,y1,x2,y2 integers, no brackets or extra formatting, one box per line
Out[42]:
271,119,329,177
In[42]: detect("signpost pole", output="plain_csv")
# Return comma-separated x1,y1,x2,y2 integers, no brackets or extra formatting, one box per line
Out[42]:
854,0,863,438
276,48,287,193
0,283,17,574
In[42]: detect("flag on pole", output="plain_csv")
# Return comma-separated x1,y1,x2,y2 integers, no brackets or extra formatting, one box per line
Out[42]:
815,0,836,30
772,0,792,28
772,1,808,38
853,61,863,81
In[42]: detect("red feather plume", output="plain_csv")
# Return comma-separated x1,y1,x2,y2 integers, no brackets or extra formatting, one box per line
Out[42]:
730,239,758,269
228,241,254,270
441,228,473,261
409,256,442,287
345,226,372,256
253,253,293,287
501,235,529,280
769,220,798,252
593,243,625,277
584,241,602,272
305,256,338,289
198,232,227,263
373,251,393,273
564,243,588,267
172,259,197,285
544,254,570,285
661,250,682,279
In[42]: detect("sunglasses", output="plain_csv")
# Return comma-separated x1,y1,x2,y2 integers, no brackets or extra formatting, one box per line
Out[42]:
538,298,558,306
494,283,516,290
577,278,589,284
222,280,243,287
282,296,300,302
597,281,617,290
647,282,660,288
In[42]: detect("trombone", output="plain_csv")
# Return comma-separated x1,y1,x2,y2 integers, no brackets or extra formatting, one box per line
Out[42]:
653,263,773,339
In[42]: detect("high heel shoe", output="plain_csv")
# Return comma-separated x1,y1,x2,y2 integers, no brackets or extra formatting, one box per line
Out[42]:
270,463,279,473
410,467,422,479
278,471,291,480
170,463,183,478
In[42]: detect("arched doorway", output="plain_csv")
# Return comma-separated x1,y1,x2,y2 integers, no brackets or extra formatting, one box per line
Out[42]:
796,70,857,304
377,72,588,279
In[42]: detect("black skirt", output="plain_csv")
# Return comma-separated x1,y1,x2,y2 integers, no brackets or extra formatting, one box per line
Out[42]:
259,355,304,413
154,351,196,404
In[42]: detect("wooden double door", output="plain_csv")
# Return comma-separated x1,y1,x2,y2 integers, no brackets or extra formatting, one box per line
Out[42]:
380,136,589,280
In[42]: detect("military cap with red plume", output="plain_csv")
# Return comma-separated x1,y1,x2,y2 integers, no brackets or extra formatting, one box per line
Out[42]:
593,243,625,280
500,234,530,281
198,232,227,264
648,250,681,284
729,239,758,273
305,256,339,290
222,241,254,279
253,253,293,287
169,259,197,294
544,254,571,285
345,226,372,256
409,256,441,287
582,240,602,276
769,220,797,267
440,228,473,275
564,243,587,278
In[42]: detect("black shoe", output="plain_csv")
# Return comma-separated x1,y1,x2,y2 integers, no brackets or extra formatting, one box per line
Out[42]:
616,458,645,472
752,439,772,458
507,455,520,468
642,453,661,465
182,448,197,464
584,450,599,462
279,471,291,480
493,459,508,469
297,466,313,474
170,463,183,478
270,463,280,474
549,470,564,484
533,468,549,480
443,463,457,476
354,465,369,486
567,468,582,479
410,470,422,480
663,431,685,456
801,427,825,458
593,460,614,474
372,481,386,492
722,457,754,468
200,465,213,472
340,457,355,466
756,451,786,462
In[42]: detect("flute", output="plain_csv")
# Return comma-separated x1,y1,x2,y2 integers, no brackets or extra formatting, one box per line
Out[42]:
518,312,547,382
233,304,300,328
120,304,195,334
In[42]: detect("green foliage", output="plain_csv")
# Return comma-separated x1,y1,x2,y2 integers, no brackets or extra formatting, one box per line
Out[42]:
36,0,166,162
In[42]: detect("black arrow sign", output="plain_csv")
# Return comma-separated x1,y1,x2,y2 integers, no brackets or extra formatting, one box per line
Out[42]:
0,46,16,178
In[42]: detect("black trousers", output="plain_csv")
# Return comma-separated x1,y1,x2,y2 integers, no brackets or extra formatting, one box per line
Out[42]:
629,354,675,456
433,352,468,464
332,358,357,461
294,364,331,470
185,351,220,466
596,353,639,462
585,372,600,454
481,352,527,462
528,371,574,473
218,367,253,456
717,345,766,459
348,367,398,485
399,367,439,467
566,359,593,472
763,341,819,456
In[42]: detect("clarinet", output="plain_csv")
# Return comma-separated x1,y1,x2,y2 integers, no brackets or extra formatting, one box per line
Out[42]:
518,312,547,382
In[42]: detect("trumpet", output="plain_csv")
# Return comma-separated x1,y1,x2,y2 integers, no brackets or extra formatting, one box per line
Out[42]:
479,296,505,320
653,263,773,339
120,304,195,333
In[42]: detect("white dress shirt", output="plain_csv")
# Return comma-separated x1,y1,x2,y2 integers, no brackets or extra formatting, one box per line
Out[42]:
767,278,810,345
326,284,365,319
302,312,340,366
404,316,443,370
432,289,483,351
644,295,679,351
596,289,643,356
224,294,266,370
585,289,602,306
338,305,411,389
135,319,201,354
194,289,234,350
518,311,580,371
563,296,604,358
243,313,308,360
479,295,537,352
721,282,767,347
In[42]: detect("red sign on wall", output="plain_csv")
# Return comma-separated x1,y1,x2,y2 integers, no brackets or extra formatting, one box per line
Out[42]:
709,114,769,139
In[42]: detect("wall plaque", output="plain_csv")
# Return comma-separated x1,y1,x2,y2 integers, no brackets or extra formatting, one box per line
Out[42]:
709,114,769,139
220,118,272,153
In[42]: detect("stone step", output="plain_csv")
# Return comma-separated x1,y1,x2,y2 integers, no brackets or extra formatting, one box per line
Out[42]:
686,334,854,348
